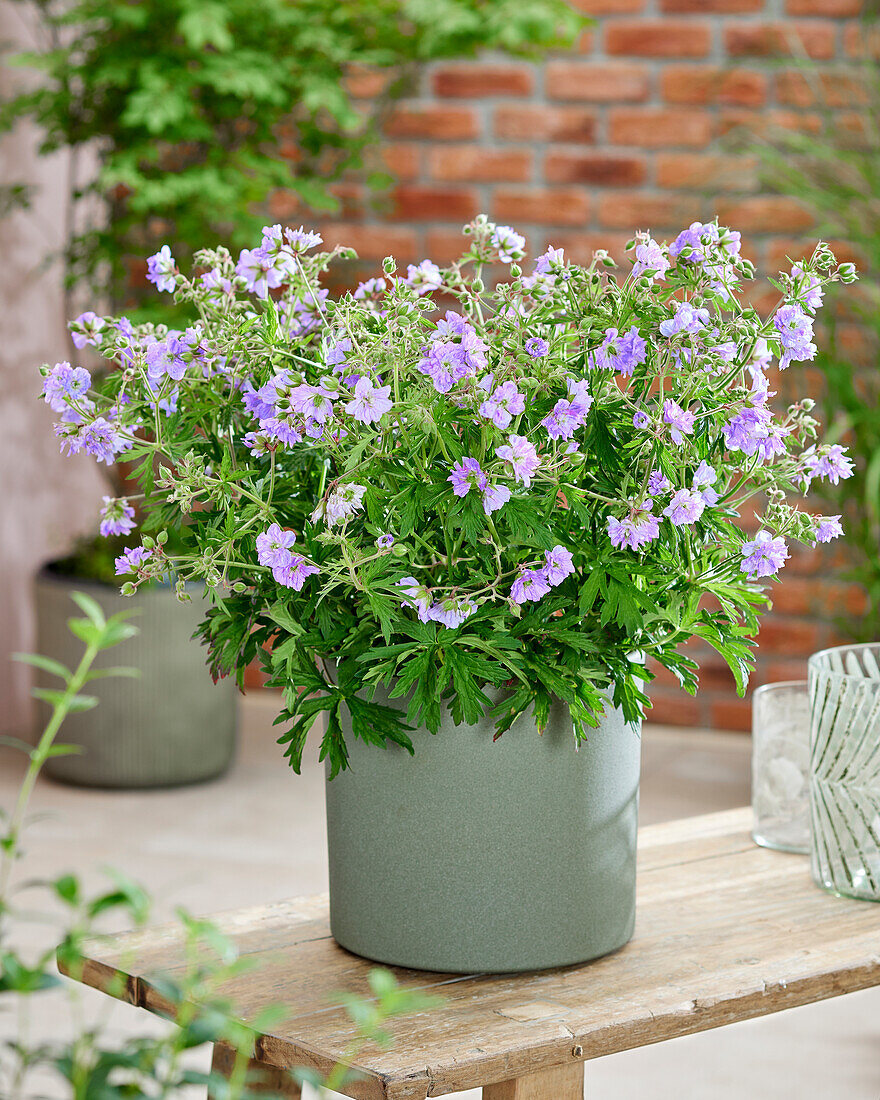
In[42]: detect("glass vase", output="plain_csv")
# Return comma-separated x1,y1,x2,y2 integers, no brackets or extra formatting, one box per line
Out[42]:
751,681,811,854
808,643,880,902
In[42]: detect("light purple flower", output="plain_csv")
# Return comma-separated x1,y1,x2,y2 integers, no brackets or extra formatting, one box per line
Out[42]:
544,545,574,587
647,469,670,495
542,398,587,441
69,312,106,349
283,225,323,254
323,483,367,525
633,410,650,430
256,523,297,569
607,506,660,551
448,457,487,498
345,377,393,425
692,461,719,505
42,362,91,413
79,417,133,465
534,246,564,275
592,326,647,377
115,545,152,576
145,337,188,382
815,515,843,543
791,263,824,312
482,483,511,515
497,435,540,487
659,301,709,338
273,555,319,590
479,381,525,429
146,245,176,293
662,399,695,445
376,533,395,549
663,488,706,527
405,260,442,296
525,337,549,359
510,568,551,605
236,247,283,299
723,406,788,462
740,531,789,579
773,303,816,370
802,444,854,486
490,225,526,263
99,496,136,538
354,277,386,299
397,576,432,622
243,430,275,457
632,237,670,282
429,595,478,629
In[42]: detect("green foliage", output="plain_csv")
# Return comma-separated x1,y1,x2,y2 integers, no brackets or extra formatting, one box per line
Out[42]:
749,30,880,638
0,0,583,304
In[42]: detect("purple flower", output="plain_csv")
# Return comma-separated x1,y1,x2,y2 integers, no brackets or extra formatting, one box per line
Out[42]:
692,461,719,505
482,483,511,515
397,576,432,622
354,277,387,299
525,337,549,359
740,531,789,579
607,506,660,551
322,483,367,525
115,545,152,576
663,488,706,527
80,417,133,465
243,430,275,457
544,545,574,587
497,435,540,487
256,523,297,569
633,410,650,430
590,326,647,377
404,260,442,296
815,515,843,543
376,533,395,549
773,303,816,370
273,555,319,590
669,221,723,265
566,378,594,418
534,246,564,275
146,245,177,293
69,312,106,349
345,377,393,425
632,237,670,282
99,496,136,538
542,398,587,441
490,225,526,263
647,469,670,495
429,595,478,629
479,381,525,429
448,457,487,498
659,301,709,338
723,406,789,462
283,225,323,254
510,568,551,605
791,263,824,313
145,337,188,382
662,399,695,445
802,444,854,486
42,362,91,413
236,247,284,299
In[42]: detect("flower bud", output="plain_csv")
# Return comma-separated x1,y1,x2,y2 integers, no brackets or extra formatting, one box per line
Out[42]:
121,582,136,596
837,262,858,283
141,535,155,549
472,278,484,293
510,264,522,278
156,530,169,545
383,256,397,275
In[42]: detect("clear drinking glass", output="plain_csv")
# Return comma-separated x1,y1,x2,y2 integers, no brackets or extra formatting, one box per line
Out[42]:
752,680,811,854
808,643,880,902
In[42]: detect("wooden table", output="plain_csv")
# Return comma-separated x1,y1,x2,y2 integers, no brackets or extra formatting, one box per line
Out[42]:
61,807,880,1099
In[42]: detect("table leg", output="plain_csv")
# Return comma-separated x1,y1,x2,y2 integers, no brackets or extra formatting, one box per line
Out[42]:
483,1062,584,1099
209,1043,302,1098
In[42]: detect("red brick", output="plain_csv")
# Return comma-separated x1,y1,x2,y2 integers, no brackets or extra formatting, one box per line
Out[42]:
392,186,478,222
647,690,702,726
545,151,647,186
710,698,752,732
429,146,532,183
760,659,810,685
767,577,816,616
569,0,644,11
662,0,762,9
656,152,758,191
786,0,861,12
268,190,301,219
754,617,823,654
382,143,420,181
385,104,478,140
724,21,836,60
843,22,880,57
606,21,712,57
493,187,591,226
775,70,870,108
432,65,534,98
716,196,814,233
718,107,824,138
425,228,471,264
598,193,698,229
550,231,632,264
345,66,391,99
319,223,419,261
494,105,597,143
609,106,712,147
662,66,768,107
545,62,650,102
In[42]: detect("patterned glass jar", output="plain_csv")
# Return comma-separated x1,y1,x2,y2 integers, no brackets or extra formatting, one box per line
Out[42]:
752,681,810,854
808,643,880,902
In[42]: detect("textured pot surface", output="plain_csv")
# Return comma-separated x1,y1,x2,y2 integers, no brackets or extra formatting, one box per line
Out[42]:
325,689,641,973
35,572,237,789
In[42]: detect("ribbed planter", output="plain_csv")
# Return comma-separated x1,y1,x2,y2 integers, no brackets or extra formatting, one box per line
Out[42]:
326,687,641,973
34,569,237,789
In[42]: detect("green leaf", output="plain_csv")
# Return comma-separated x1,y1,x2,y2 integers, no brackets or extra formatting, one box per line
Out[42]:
69,590,106,629
12,652,71,680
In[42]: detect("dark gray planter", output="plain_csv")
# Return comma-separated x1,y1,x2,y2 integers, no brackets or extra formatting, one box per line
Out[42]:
34,570,237,788
325,688,641,973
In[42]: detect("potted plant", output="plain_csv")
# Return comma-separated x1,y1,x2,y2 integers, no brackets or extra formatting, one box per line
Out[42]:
40,216,854,972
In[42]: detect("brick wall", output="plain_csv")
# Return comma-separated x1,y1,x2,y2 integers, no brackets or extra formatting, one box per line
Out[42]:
260,0,868,730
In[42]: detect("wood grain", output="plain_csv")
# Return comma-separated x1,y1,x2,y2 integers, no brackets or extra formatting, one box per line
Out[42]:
210,1045,302,1098
483,1063,584,1099
60,808,880,1100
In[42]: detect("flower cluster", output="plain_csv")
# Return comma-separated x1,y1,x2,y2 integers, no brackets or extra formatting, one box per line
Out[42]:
40,214,854,770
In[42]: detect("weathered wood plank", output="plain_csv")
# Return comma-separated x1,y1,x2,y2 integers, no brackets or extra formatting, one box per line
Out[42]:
60,808,880,1100
210,1044,302,1098
483,1062,584,1099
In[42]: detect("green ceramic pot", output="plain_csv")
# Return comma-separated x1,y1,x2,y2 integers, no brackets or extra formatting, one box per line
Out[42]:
325,686,641,973
34,570,237,789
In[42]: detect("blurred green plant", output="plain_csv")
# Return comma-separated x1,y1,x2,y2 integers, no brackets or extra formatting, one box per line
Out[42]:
750,31,880,638
0,592,438,1098
0,0,583,309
